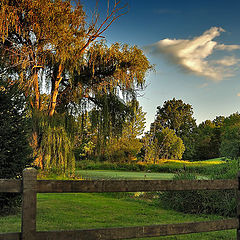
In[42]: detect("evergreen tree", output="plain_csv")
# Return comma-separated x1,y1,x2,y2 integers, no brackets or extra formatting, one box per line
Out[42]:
0,80,33,215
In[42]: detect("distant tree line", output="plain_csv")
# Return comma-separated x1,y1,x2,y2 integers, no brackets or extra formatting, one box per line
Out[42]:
142,98,240,162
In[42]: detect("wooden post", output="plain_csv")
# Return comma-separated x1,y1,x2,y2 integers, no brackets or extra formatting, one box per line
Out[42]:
237,171,240,240
21,168,37,240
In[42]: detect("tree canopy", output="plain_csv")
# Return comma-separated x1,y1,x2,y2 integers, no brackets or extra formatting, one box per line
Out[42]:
220,124,240,159
150,98,195,160
0,0,151,116
152,98,196,138
0,0,152,172
155,127,185,160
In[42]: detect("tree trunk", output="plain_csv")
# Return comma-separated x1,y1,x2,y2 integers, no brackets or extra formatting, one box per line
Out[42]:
31,131,43,169
48,64,63,116
33,69,40,109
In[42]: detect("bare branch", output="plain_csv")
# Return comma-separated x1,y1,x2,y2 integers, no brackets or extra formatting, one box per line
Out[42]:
79,0,128,54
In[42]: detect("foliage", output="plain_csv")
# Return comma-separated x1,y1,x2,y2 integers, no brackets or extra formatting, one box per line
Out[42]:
159,160,239,217
123,101,146,137
153,98,196,137
220,113,240,159
151,98,196,160
0,0,152,172
32,111,76,173
73,112,96,161
88,94,135,157
105,137,142,163
103,100,145,162
181,134,196,160
75,158,226,175
193,120,221,160
74,100,146,162
222,113,240,128
76,160,142,171
141,131,158,163
155,127,185,160
143,127,185,162
220,124,240,159
0,80,33,215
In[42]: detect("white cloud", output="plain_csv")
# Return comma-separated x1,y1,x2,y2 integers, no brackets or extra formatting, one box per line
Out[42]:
213,56,240,66
215,44,240,51
146,27,240,81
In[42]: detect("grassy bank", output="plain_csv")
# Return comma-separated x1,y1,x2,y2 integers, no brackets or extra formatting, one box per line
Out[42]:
0,193,235,239
75,158,227,175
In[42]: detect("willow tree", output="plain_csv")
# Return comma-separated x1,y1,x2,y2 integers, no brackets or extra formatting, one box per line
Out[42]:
0,0,152,172
99,100,146,162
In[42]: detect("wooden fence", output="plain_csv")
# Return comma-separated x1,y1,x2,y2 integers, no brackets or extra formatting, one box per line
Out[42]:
0,168,240,240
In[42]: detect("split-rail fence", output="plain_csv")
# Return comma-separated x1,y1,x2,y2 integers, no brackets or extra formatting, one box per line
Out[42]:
0,168,240,240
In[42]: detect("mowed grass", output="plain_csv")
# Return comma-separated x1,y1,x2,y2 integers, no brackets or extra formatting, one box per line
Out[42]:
75,170,208,180
0,193,235,240
75,170,176,180
0,163,234,239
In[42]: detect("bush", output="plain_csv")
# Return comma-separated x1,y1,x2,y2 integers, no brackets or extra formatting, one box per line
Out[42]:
158,161,239,217
0,81,33,215
75,159,227,175
76,160,142,171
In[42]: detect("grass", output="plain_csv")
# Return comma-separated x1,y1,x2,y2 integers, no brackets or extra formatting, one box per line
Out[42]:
75,170,176,180
0,193,235,239
147,158,226,165
75,158,227,175
75,170,208,180
1,159,236,239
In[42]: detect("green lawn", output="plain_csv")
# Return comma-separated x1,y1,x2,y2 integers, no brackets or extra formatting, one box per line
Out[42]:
75,170,176,180
0,168,233,239
75,169,208,180
0,193,235,239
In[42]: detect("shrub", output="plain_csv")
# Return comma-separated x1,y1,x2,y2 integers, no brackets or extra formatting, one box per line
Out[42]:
0,81,33,215
158,162,238,217
75,159,227,175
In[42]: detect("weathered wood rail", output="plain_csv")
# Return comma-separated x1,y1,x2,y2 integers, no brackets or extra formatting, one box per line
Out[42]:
0,168,240,240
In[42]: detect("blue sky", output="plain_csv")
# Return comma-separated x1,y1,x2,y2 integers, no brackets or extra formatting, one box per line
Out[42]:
84,0,240,131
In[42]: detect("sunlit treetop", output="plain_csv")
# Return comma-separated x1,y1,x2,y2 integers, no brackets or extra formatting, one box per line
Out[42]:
0,0,152,117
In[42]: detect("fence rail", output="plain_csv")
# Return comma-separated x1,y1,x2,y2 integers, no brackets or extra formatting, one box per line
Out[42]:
0,179,22,193
1,168,240,240
1,218,238,240
37,179,238,193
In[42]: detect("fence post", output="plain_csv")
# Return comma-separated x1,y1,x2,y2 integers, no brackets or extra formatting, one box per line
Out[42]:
21,168,37,240
237,171,240,240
